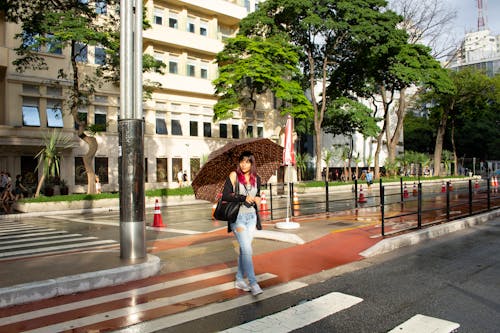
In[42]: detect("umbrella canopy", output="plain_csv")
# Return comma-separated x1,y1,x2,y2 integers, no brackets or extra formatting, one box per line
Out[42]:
283,115,295,166
192,138,283,202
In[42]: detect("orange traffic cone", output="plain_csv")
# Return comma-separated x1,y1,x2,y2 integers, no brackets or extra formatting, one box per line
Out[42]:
474,179,480,189
403,183,409,199
441,181,446,193
292,190,300,216
412,182,418,196
448,181,453,191
358,185,367,203
494,176,499,193
152,199,165,227
260,191,269,216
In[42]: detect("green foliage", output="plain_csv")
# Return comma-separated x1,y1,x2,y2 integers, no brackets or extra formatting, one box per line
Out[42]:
403,111,435,153
213,35,312,120
35,130,74,179
323,97,380,138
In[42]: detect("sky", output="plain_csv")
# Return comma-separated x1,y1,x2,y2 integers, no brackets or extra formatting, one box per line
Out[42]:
453,0,500,36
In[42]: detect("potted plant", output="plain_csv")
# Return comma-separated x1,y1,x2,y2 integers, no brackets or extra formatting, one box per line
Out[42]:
59,179,69,195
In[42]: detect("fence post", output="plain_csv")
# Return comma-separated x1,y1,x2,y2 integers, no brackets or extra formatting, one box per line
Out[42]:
354,179,358,209
290,182,295,217
269,183,274,221
487,177,491,210
325,180,329,213
468,179,473,215
400,177,404,203
446,181,451,221
380,185,385,237
417,182,422,229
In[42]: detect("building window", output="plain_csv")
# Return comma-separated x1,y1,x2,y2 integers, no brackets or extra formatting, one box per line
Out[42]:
187,17,195,33
154,7,163,25
232,124,239,139
156,112,168,134
46,99,64,128
169,56,178,74
200,63,208,79
203,122,211,137
200,20,208,36
169,12,178,28
187,62,196,77
171,119,182,135
95,157,108,184
156,158,168,182
22,84,39,94
47,86,62,97
220,123,227,138
46,34,62,55
94,105,107,131
95,0,107,14
257,126,264,137
190,121,198,136
172,158,182,183
75,157,86,185
94,46,106,65
246,125,253,138
22,97,40,127
153,51,164,62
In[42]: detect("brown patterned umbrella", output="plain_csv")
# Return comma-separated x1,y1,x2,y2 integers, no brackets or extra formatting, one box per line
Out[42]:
192,138,283,202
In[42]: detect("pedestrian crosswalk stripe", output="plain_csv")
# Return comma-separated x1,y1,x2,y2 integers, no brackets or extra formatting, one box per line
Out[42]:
388,314,460,333
0,233,81,245
0,240,117,258
221,292,363,333
19,273,277,333
0,230,68,240
114,281,309,333
0,236,98,251
0,267,239,325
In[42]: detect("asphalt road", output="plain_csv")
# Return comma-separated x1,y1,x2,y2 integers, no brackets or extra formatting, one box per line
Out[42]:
162,217,500,333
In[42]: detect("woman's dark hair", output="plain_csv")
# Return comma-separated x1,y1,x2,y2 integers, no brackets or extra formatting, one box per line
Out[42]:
236,150,257,186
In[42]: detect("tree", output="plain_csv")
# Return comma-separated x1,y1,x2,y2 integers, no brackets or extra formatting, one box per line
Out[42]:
239,0,404,180
322,148,334,181
34,130,73,197
403,111,434,153
213,35,312,120
419,68,493,176
295,152,311,182
6,0,164,193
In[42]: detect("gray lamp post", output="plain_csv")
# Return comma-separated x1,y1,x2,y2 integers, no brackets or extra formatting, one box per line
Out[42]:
119,0,146,259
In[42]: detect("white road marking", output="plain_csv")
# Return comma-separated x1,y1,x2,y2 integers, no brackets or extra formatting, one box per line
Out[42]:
221,292,363,333
114,281,309,333
388,314,460,333
0,234,82,245
0,230,66,240
1,267,238,325
0,240,117,258
21,273,277,333
0,236,97,250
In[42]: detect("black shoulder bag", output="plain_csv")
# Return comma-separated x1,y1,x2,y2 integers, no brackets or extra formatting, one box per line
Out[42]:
214,179,241,222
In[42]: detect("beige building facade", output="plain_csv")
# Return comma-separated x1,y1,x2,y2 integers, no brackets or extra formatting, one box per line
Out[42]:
0,0,285,194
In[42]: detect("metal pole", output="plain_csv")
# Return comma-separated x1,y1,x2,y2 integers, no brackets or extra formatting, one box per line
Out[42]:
269,183,274,220
325,180,329,213
446,181,450,221
354,179,358,208
380,185,385,237
119,0,145,259
417,183,422,229
468,179,473,215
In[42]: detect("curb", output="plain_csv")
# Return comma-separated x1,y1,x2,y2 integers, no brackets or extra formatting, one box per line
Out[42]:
0,254,161,308
360,210,500,258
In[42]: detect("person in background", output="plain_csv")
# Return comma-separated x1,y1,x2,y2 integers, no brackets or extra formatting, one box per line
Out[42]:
366,169,373,189
14,174,29,200
95,176,102,194
177,169,184,187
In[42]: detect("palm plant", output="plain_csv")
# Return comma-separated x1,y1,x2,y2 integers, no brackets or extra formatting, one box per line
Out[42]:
322,148,334,181
34,130,73,197
295,152,311,181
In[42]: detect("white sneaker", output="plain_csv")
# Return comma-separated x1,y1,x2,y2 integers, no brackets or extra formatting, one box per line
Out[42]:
250,283,263,296
235,280,250,291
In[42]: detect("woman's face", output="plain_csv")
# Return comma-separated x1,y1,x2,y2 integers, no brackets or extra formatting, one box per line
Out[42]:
239,157,252,174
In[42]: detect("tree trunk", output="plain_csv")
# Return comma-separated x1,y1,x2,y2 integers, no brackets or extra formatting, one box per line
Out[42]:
71,42,98,194
387,87,407,165
451,119,459,176
433,107,451,177
34,173,46,198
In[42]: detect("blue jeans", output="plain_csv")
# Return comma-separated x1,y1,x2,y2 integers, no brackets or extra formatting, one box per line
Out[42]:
231,212,257,285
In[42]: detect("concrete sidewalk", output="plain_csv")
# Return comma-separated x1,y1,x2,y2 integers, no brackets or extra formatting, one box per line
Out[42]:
1,207,498,309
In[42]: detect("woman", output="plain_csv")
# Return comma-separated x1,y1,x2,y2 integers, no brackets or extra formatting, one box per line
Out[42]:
221,150,263,296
